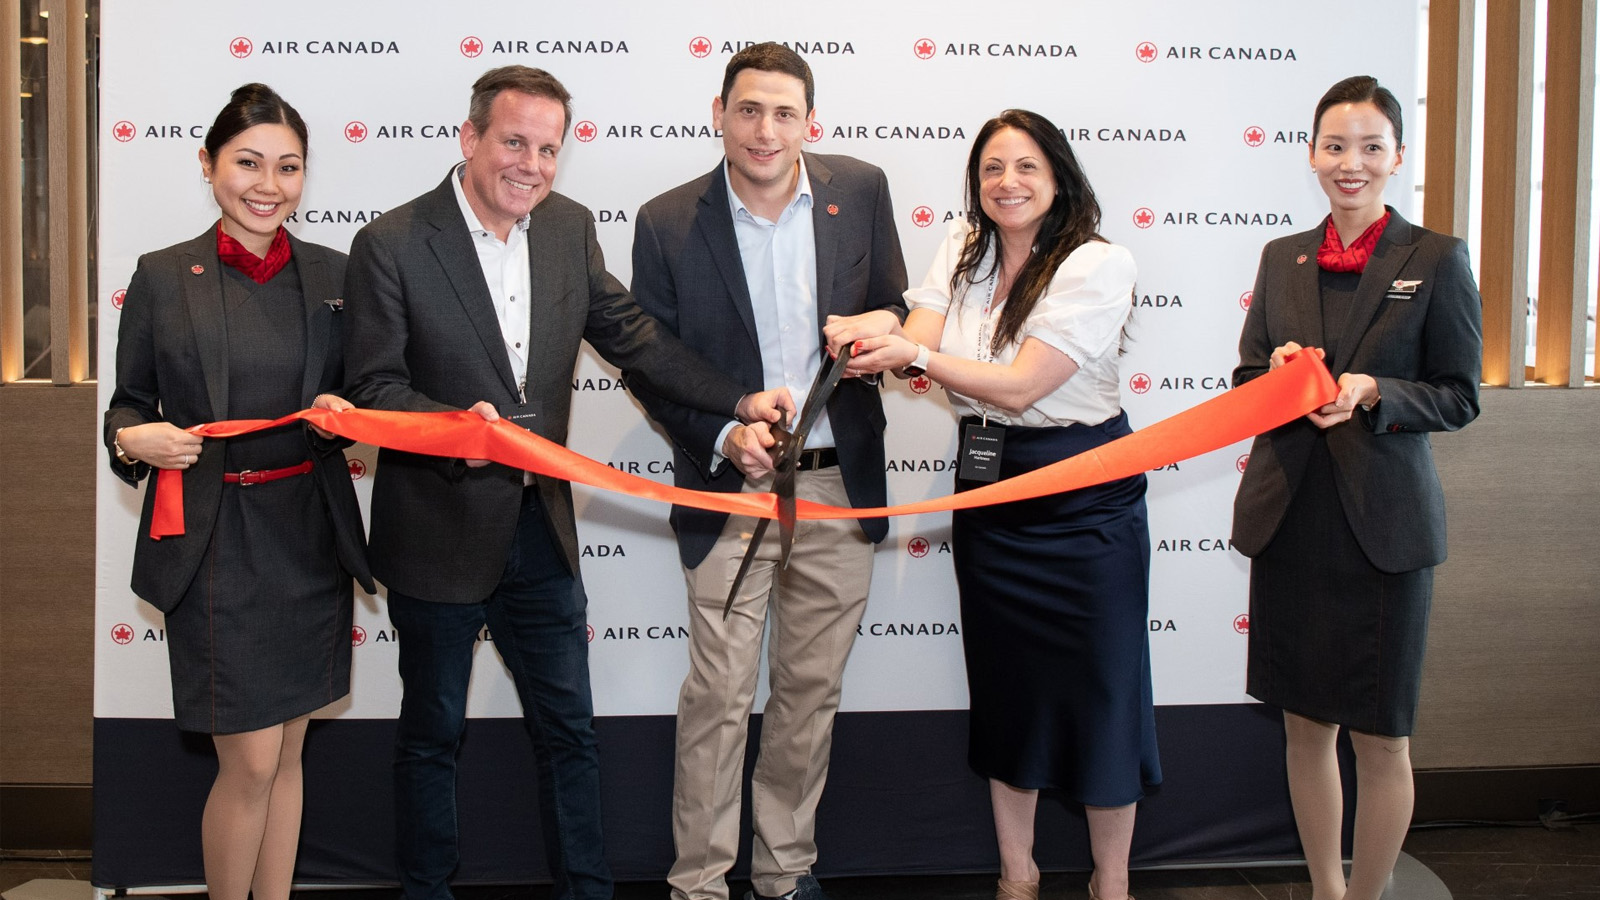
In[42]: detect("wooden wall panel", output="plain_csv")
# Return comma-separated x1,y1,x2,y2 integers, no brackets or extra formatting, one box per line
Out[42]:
45,0,88,385
1424,0,1476,239
1533,0,1596,387
1,0,22,383
1478,0,1535,387
0,384,98,784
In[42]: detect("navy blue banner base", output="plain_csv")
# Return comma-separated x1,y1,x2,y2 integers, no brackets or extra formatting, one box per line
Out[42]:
93,705,1343,888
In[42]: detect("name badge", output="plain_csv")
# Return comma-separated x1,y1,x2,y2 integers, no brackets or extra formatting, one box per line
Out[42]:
958,423,1005,482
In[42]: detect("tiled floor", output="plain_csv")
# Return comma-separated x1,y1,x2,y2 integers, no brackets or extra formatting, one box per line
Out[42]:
3,823,1597,899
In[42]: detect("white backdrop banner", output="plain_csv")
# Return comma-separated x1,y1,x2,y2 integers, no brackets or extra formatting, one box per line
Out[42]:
95,0,1418,720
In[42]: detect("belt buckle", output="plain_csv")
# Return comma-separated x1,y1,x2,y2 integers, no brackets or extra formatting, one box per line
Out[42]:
235,469,262,486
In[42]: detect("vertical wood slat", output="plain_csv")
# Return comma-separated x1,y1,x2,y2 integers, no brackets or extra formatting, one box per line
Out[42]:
1479,0,1536,388
1424,0,1476,239
1,0,23,383
1536,0,1597,386
46,0,88,385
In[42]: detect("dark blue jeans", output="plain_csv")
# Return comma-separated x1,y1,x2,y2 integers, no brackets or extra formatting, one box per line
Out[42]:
388,489,611,900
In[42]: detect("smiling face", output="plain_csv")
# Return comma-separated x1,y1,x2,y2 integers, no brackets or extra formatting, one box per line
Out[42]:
977,126,1057,246
1311,100,1404,226
713,68,812,206
460,89,565,239
199,122,304,257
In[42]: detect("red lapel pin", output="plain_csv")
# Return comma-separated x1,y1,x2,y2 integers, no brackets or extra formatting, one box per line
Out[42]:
191,264,205,275
1296,254,1307,265
827,204,839,216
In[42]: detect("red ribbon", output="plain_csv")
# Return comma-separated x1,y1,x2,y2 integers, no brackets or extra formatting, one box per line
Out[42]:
149,351,1338,539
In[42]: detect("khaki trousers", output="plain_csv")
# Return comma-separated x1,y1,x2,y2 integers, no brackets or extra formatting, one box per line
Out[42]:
667,466,874,900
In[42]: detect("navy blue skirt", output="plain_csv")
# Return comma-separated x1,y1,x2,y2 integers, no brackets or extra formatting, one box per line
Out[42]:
952,411,1161,806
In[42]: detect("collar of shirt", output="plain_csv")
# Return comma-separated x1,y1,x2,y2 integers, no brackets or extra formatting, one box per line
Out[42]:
723,156,813,225
721,156,835,449
450,162,533,402
451,161,531,242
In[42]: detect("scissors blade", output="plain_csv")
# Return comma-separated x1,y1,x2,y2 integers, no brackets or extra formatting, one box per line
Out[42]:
776,463,798,569
722,516,771,621
721,343,856,618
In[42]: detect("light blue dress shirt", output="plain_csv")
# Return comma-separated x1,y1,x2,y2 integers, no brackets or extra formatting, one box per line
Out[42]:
720,157,834,453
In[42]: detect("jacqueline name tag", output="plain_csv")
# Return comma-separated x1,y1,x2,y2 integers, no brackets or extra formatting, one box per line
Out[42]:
958,423,1005,482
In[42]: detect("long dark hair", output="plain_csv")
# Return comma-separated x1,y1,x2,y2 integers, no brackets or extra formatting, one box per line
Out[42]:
203,83,309,162
952,109,1104,351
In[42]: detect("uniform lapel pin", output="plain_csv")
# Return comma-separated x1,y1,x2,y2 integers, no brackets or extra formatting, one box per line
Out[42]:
1296,254,1308,265
190,264,205,275
325,297,344,310
827,204,839,216
1389,279,1421,293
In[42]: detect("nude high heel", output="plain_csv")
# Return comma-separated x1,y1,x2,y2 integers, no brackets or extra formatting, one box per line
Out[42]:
996,879,1040,900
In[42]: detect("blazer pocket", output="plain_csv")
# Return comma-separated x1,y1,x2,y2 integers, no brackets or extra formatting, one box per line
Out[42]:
831,254,871,302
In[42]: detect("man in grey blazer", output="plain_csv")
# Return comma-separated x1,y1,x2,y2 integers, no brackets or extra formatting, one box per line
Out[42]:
343,66,791,900
628,44,908,900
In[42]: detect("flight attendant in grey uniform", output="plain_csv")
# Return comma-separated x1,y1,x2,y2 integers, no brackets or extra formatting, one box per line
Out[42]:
105,83,372,900
1232,76,1482,900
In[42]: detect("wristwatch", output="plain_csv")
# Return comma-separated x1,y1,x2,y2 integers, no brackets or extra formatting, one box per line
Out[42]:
113,427,135,466
903,343,931,378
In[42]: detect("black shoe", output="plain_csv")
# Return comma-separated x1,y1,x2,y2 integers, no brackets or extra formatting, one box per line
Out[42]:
744,874,828,900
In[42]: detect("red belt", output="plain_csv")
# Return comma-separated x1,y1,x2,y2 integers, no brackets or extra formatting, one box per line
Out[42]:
223,459,313,486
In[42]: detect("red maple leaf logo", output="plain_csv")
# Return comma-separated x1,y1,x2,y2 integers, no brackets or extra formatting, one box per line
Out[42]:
805,120,823,143
909,375,932,394
1233,614,1250,634
1129,373,1152,394
689,36,712,58
1136,41,1158,62
111,289,126,310
113,121,136,142
1239,291,1253,310
574,120,597,142
345,121,368,143
914,38,936,59
912,206,935,228
1132,207,1155,229
230,37,253,58
1243,126,1265,146
908,537,930,558
1236,454,1250,473
347,459,367,480
460,36,483,58
111,624,135,644
351,626,367,646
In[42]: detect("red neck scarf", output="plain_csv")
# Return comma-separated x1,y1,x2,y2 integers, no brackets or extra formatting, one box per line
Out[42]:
216,223,292,284
1316,211,1389,273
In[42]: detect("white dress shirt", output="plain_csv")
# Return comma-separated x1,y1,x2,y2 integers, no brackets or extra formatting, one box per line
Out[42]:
905,220,1136,428
451,162,532,394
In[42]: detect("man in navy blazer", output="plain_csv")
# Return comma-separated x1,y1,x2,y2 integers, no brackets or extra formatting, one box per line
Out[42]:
628,43,908,900
343,67,790,900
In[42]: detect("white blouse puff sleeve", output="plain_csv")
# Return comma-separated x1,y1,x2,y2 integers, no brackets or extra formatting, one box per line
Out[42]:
904,219,1138,428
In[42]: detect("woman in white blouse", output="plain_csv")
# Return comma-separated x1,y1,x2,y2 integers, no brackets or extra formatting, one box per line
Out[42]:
826,109,1158,900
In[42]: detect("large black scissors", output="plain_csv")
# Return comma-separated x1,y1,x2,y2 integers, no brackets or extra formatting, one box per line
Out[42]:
722,343,855,620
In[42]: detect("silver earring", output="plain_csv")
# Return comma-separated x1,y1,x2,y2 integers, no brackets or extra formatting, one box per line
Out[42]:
203,176,211,183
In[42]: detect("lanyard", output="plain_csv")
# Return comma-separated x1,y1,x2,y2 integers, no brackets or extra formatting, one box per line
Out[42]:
973,267,1007,425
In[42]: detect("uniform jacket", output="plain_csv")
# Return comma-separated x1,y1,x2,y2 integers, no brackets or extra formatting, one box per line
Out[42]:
1231,209,1483,573
104,228,374,612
